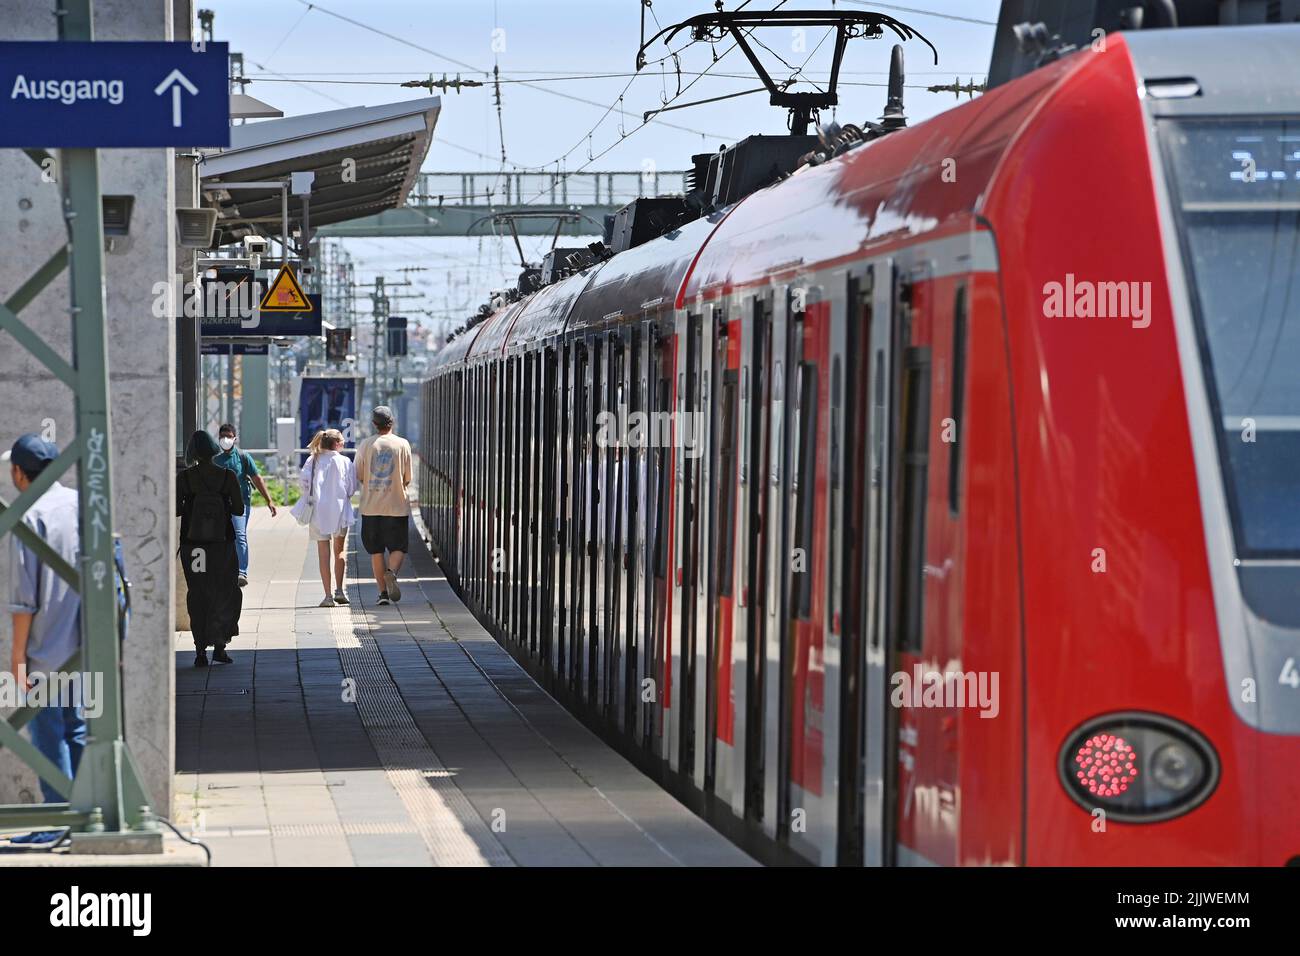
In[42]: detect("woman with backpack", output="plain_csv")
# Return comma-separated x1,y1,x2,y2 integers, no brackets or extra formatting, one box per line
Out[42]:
292,428,357,607
177,430,243,666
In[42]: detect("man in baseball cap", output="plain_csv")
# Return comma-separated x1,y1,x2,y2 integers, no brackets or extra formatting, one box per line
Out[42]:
5,433,84,846
2,433,58,476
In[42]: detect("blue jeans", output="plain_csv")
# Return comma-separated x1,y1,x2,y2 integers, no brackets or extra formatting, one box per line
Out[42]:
28,704,87,804
231,512,249,575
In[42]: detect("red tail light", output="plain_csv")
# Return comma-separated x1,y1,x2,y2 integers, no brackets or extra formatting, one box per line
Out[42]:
1058,713,1218,823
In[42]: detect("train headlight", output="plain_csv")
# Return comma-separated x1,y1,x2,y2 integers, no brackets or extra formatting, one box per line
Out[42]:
1058,713,1219,823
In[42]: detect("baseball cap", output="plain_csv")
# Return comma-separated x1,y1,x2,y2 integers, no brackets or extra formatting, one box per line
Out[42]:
6,434,59,475
372,406,394,427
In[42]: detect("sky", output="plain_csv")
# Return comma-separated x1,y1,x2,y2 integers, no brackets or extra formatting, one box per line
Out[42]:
203,0,1003,334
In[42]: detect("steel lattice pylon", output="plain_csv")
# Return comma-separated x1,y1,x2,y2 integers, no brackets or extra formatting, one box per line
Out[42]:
0,0,159,851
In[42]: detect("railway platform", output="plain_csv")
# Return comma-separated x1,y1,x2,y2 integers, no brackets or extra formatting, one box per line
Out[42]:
173,510,754,867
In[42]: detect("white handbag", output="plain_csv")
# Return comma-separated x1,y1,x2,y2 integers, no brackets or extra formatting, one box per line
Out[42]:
290,457,317,527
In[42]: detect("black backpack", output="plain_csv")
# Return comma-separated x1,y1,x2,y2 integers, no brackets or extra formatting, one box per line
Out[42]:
184,468,229,543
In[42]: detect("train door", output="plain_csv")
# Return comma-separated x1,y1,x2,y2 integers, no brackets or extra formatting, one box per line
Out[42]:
736,291,772,820
585,336,603,709
637,322,665,753
591,333,612,715
785,280,843,865
554,341,573,684
484,360,497,620
514,352,525,640
649,325,673,760
502,354,515,631
605,330,628,728
709,304,741,799
762,287,792,838
463,370,474,598
501,355,515,632
468,364,481,608
541,345,559,679
508,353,521,642
837,271,873,864
691,307,716,790
621,325,642,739
486,359,497,616
669,310,704,774
570,340,589,699
856,259,917,867
892,267,965,868
525,351,540,656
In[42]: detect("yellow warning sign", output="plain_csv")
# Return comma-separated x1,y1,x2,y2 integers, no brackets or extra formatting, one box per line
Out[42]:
259,263,312,312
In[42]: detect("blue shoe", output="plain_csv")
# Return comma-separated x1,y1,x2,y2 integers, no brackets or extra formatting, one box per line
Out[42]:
7,830,63,846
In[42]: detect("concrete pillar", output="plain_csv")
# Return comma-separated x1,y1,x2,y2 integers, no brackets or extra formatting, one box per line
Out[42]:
240,353,271,448
0,0,184,816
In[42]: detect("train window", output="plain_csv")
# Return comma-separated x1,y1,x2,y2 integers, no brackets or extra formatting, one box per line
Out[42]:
949,282,968,516
897,347,932,654
1159,117,1300,558
717,371,739,597
792,362,819,620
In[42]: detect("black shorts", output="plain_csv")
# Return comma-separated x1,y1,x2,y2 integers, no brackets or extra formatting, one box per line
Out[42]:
361,515,409,555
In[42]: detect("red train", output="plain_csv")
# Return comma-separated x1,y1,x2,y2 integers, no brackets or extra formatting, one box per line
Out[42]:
420,23,1300,865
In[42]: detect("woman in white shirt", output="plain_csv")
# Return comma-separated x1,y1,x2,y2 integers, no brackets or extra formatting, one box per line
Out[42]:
296,428,357,606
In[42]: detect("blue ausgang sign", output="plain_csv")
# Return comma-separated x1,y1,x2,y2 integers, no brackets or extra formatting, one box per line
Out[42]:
0,41,229,147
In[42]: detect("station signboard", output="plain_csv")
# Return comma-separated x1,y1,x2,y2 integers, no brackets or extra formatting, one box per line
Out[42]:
0,41,230,147
198,267,322,337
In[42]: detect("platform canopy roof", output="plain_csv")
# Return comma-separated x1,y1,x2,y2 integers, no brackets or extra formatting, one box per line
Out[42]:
199,97,441,248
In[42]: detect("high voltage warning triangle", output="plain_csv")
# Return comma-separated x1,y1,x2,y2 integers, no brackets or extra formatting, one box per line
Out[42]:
259,263,312,312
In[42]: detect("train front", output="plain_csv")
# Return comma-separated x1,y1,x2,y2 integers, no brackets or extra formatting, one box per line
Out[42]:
1133,26,1300,866
991,24,1300,865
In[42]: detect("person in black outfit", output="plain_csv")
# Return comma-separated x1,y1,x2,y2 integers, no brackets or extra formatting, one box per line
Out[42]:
177,430,244,666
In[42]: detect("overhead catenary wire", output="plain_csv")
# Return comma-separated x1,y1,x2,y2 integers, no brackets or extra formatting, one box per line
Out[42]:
284,0,734,147
246,73,980,91
839,0,998,26
520,0,791,206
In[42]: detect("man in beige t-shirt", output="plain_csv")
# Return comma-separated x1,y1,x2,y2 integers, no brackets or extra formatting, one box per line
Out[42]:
355,406,412,604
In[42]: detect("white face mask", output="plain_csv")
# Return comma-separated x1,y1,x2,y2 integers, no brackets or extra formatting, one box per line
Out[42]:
219,437,235,451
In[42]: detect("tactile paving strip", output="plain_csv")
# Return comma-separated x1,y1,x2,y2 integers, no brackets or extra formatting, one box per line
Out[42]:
272,822,419,837
321,602,515,867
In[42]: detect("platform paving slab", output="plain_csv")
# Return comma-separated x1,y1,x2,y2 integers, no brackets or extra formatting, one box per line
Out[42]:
171,508,755,867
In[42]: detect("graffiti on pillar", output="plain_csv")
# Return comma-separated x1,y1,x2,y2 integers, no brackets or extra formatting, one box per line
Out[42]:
84,427,111,588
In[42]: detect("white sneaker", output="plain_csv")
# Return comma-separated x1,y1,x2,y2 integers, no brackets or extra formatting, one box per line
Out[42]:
318,596,335,608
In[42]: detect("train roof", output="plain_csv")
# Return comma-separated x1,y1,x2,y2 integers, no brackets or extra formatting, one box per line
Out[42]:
425,36,1112,372
465,298,527,361
504,268,596,354
566,214,723,333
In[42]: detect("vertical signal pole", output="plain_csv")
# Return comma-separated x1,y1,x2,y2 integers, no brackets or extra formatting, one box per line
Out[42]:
59,0,157,845
370,275,382,409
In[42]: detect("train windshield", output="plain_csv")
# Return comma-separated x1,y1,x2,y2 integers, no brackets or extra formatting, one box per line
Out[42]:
1160,117,1300,558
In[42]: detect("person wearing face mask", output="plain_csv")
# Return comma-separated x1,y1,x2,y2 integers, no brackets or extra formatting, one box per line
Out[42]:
214,423,277,587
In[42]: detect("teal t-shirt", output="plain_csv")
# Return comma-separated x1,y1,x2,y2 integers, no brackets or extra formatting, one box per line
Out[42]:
215,447,258,509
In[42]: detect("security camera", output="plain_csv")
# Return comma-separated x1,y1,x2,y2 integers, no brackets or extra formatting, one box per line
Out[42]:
242,235,269,254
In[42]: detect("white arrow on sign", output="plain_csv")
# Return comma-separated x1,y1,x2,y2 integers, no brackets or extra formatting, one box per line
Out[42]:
154,69,199,128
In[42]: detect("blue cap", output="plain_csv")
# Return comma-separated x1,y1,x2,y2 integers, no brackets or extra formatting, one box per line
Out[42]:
8,433,58,475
